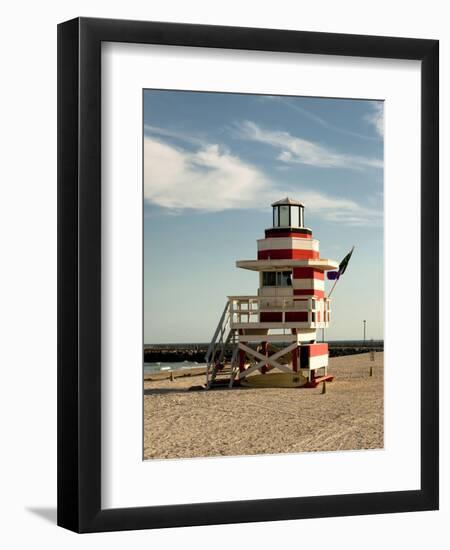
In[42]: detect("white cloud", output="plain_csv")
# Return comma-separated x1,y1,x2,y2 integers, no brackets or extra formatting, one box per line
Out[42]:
144,135,382,226
144,136,273,211
296,190,382,227
236,121,383,169
144,124,206,147
263,96,380,142
364,102,384,138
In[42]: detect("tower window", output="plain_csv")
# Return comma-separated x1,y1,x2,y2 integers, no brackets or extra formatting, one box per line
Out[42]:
273,207,279,227
279,205,290,226
262,271,292,287
291,206,299,227
262,272,276,286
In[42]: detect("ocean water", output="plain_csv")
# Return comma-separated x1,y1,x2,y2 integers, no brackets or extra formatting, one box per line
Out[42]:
144,361,206,374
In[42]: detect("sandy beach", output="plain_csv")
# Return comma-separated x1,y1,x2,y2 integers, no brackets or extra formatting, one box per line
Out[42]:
143,351,383,460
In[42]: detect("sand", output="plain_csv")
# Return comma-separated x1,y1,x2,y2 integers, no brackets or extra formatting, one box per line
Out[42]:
143,351,383,460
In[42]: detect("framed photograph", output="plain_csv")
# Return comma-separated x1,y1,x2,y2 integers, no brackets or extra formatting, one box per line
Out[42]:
57,17,439,533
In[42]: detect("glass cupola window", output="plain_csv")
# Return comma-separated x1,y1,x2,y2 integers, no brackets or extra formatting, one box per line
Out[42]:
272,197,305,228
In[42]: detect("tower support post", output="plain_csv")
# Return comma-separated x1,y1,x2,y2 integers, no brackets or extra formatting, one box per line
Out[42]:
291,329,298,372
238,330,246,372
261,340,268,374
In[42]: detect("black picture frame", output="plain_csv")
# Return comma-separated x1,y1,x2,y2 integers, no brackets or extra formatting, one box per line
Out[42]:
57,17,439,533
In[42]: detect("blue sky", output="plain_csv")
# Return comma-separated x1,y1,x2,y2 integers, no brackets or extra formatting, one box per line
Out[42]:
143,91,383,343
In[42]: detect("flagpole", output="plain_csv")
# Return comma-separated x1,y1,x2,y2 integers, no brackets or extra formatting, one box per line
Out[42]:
323,276,339,342
327,278,339,298
323,246,355,343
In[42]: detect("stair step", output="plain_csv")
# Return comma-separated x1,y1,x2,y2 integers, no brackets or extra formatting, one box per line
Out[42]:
214,369,233,374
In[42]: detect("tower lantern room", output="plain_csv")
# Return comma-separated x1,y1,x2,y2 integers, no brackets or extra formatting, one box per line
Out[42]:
272,197,305,229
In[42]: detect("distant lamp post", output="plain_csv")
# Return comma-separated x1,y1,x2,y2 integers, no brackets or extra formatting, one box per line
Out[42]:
363,320,366,344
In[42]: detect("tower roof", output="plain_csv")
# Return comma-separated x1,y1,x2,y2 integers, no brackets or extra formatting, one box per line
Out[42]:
236,258,339,271
271,197,305,207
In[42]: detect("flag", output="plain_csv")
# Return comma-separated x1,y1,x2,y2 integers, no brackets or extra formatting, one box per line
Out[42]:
327,246,355,280
338,246,355,276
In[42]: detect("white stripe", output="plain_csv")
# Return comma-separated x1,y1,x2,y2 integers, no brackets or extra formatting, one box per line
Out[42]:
308,355,329,369
258,287,293,297
297,330,317,342
292,278,325,290
257,238,320,252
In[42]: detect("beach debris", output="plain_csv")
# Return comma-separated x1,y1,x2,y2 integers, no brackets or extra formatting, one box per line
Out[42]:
369,366,373,377
321,381,327,394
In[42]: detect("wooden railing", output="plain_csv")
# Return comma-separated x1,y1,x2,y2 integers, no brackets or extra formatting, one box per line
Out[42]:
228,295,331,328
205,301,231,365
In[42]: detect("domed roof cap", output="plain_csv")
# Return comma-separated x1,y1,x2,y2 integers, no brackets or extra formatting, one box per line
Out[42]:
271,197,305,207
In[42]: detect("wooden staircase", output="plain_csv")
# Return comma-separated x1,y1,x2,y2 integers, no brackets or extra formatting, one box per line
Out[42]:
205,302,239,389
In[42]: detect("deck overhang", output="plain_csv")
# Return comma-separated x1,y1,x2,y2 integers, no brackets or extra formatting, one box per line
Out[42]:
236,258,339,271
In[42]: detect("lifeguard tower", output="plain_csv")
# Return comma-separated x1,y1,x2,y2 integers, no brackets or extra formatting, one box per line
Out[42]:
205,198,339,389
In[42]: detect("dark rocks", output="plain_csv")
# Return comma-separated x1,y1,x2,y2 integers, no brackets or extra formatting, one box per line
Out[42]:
143,342,383,363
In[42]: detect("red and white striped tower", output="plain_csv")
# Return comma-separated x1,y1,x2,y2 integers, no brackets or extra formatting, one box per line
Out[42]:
220,198,339,388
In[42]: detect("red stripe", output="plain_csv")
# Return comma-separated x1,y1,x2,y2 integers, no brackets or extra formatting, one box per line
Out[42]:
259,312,310,323
285,312,308,322
264,231,312,239
302,343,329,357
293,289,325,298
293,268,324,280
260,312,282,322
258,249,319,260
